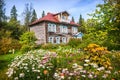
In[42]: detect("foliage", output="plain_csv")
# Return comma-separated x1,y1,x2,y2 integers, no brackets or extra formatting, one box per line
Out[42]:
22,3,33,31
0,38,21,55
31,9,37,23
0,0,6,22
90,0,120,50
5,48,120,80
19,31,36,45
84,44,111,69
41,43,59,50
10,5,17,21
6,50,57,80
78,14,86,33
19,31,36,52
71,16,74,22
42,10,45,17
68,38,82,48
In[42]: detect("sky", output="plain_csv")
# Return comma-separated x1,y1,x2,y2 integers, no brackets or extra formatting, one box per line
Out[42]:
5,0,104,23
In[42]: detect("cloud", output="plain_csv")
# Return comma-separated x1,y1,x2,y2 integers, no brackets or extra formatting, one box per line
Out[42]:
5,0,103,22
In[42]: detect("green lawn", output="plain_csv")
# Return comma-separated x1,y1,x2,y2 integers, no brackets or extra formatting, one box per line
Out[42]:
0,51,22,70
0,51,22,80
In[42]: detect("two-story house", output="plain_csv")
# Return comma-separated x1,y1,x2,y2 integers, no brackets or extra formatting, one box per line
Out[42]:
29,11,79,44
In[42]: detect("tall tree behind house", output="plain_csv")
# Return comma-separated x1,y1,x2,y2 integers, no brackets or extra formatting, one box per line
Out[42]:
23,3,33,31
10,5,17,21
31,9,37,23
78,14,86,33
72,16,75,22
42,10,45,17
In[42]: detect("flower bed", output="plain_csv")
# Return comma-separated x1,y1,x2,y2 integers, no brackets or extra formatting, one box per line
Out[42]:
6,44,120,80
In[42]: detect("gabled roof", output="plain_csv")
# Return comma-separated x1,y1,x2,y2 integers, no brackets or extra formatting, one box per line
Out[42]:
54,11,70,16
29,11,79,26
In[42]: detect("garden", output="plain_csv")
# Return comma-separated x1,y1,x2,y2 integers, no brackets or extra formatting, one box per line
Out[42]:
0,0,120,80
0,43,120,80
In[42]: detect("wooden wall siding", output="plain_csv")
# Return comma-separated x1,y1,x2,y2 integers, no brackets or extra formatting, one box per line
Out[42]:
30,21,78,44
30,23,46,44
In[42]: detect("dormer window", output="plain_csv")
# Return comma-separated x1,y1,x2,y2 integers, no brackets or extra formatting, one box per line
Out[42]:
62,16,66,20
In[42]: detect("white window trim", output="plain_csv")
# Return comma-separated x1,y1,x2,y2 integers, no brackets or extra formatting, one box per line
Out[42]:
62,37,66,43
60,25,68,33
56,37,60,44
48,23,56,32
72,27,78,33
48,36,54,43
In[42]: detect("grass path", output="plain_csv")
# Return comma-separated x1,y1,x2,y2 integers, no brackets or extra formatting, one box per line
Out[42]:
0,51,22,80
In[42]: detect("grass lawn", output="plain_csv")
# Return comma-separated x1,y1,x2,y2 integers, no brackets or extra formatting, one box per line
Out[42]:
0,51,22,80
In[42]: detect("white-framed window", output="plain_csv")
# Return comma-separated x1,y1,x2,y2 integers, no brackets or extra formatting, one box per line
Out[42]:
72,27,78,33
48,23,56,32
56,37,60,44
60,25,68,33
62,37,66,43
48,36,54,43
62,16,66,20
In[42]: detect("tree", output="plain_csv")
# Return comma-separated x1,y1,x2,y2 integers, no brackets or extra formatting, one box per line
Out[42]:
31,9,37,23
23,3,33,31
0,0,6,22
78,14,86,33
79,14,82,25
10,5,17,21
72,16,74,22
91,0,120,50
19,32,36,52
42,10,45,17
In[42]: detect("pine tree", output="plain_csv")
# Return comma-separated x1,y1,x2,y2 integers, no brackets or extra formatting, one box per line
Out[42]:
42,10,45,17
0,0,6,22
31,9,37,23
72,16,74,22
78,14,86,33
10,5,17,21
79,14,82,25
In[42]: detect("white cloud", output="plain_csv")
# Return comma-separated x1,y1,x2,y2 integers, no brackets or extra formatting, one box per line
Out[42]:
5,0,103,22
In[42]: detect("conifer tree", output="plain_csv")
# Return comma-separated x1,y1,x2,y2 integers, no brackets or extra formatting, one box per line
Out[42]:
42,10,45,17
10,5,17,21
31,9,37,23
0,0,6,22
72,16,74,22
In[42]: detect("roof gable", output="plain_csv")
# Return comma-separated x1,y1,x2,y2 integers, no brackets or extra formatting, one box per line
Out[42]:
29,11,79,26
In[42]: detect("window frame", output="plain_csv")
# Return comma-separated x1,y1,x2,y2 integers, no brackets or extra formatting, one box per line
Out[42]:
62,37,66,43
48,36,54,43
72,26,78,33
48,23,56,32
55,36,60,44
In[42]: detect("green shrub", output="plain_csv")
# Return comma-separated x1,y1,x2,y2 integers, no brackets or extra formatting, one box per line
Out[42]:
20,44,34,53
19,32,37,52
68,38,82,48
41,43,59,50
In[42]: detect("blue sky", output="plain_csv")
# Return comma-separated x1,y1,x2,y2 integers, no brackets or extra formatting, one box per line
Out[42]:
5,0,104,22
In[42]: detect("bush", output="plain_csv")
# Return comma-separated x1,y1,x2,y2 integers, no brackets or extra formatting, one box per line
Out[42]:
19,32,37,52
20,44,34,53
41,43,59,50
68,38,82,48
0,38,21,55
84,44,111,69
